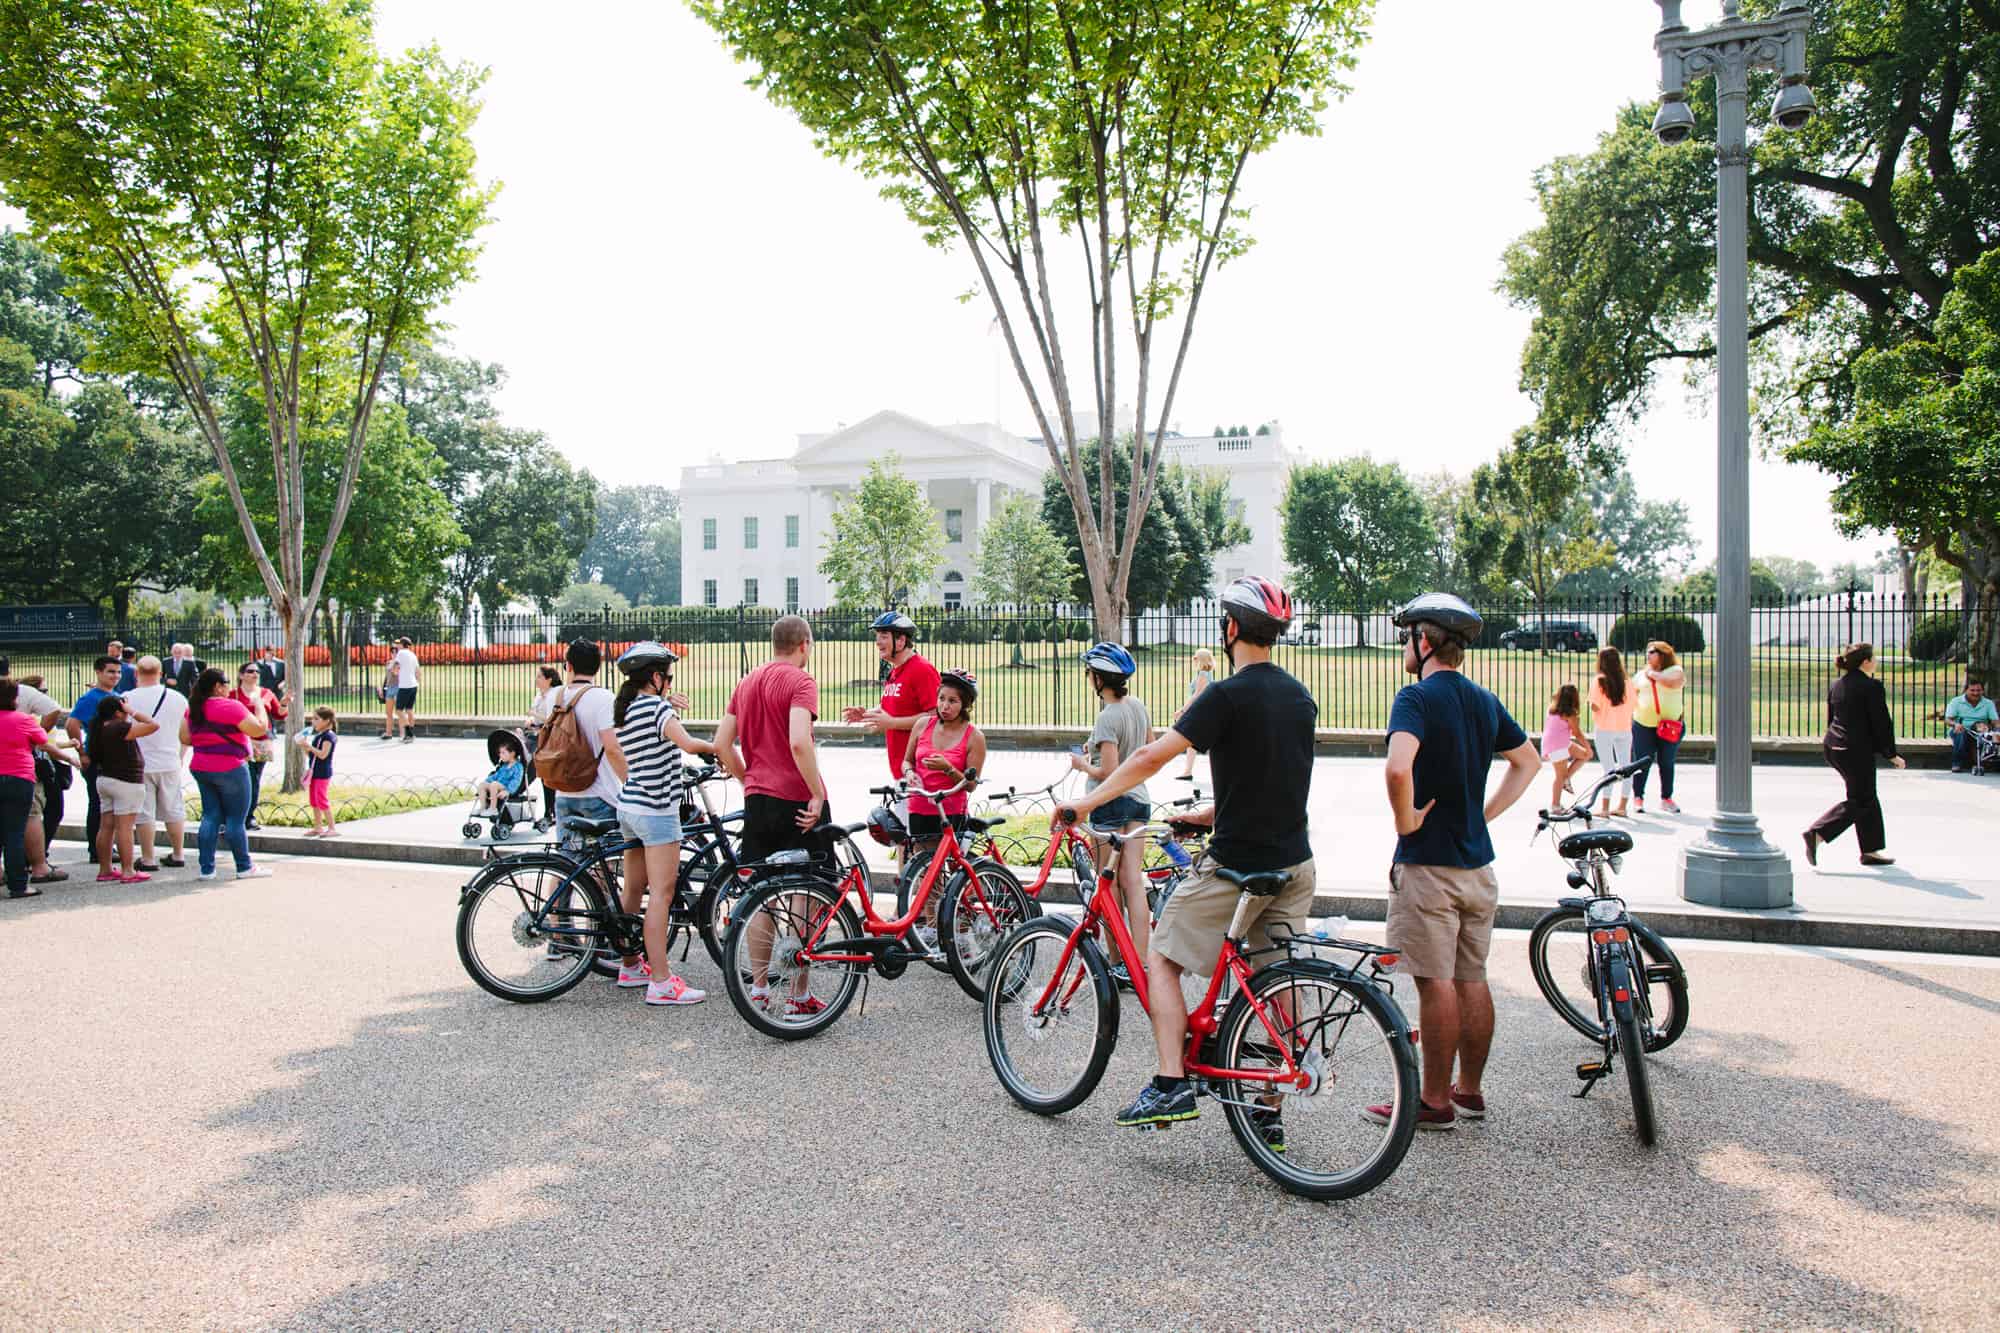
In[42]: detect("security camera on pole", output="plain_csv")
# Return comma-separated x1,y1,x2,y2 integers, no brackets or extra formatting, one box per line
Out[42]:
1651,0,1815,910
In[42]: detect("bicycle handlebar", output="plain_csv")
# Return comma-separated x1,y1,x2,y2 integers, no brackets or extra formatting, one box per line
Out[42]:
1540,759,1652,825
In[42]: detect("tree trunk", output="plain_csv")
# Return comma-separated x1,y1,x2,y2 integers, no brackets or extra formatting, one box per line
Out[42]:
1967,544,2000,688
325,604,350,691
280,611,308,793
1352,610,1369,649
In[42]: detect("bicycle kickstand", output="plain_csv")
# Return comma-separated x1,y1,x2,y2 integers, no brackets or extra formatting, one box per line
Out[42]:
1573,1058,1609,1099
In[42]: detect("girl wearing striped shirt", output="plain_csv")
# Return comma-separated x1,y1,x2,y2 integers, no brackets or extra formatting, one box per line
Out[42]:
612,642,715,1007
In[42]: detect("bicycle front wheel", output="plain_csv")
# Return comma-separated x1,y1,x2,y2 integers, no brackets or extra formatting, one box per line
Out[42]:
1216,966,1418,1201
1616,1003,1659,1146
1529,909,1688,1052
720,877,866,1041
456,856,605,1003
982,919,1117,1115
940,860,1037,1001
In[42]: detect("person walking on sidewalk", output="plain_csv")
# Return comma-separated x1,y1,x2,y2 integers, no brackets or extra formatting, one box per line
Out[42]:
1377,593,1540,1133
124,657,190,870
391,638,422,743
1804,642,1905,868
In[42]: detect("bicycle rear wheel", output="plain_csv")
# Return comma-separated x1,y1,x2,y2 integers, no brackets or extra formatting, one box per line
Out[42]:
720,877,866,1040
940,860,1037,1001
1215,966,1418,1201
1616,1004,1658,1146
1529,909,1688,1052
982,919,1117,1115
456,856,605,1003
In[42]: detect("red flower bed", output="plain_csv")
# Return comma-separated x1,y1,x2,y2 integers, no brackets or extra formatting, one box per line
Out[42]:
299,641,688,667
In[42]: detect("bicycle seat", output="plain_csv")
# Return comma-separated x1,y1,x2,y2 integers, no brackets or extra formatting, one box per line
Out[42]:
560,816,619,838
1216,867,1290,897
839,821,870,838
1558,828,1633,859
961,815,999,835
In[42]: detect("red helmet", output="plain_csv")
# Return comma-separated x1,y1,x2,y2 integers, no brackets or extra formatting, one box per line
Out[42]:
865,802,907,848
1219,576,1293,639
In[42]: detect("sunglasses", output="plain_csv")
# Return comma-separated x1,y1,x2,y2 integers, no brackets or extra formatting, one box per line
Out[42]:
1396,628,1413,645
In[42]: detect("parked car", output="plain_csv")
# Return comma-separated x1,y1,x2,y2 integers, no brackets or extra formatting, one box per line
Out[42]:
1499,619,1598,652
1280,620,1322,646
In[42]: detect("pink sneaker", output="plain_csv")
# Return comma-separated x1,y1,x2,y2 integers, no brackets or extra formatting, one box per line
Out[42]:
1660,798,1682,814
644,975,707,1006
615,960,652,988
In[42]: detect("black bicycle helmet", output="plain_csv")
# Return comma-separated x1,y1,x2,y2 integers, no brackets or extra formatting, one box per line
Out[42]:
1218,575,1293,640
939,666,978,705
1391,592,1483,645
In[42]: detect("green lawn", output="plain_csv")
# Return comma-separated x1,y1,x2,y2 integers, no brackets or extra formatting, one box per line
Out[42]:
7,639,1966,743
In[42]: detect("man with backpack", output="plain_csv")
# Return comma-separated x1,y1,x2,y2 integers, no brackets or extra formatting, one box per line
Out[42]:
535,640,627,828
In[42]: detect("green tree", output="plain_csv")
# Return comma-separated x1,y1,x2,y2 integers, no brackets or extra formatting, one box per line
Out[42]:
1758,556,1826,601
1673,561,1786,608
1279,456,1432,645
448,437,597,620
693,0,1374,637
973,492,1076,665
0,230,90,397
1498,4,1999,673
0,0,494,773
1176,467,1254,565
1554,469,1697,600
581,484,681,606
819,455,947,608
555,581,630,618
1472,432,1615,625
1040,444,1219,627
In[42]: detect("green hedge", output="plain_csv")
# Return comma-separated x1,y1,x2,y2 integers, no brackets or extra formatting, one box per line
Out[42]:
1609,611,1705,655
1908,612,1964,663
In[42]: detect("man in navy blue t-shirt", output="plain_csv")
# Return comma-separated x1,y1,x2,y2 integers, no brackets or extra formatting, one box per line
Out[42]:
1372,594,1539,1134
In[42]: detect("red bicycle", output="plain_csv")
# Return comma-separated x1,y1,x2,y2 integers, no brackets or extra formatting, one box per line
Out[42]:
981,819,1420,1200
719,778,1035,1039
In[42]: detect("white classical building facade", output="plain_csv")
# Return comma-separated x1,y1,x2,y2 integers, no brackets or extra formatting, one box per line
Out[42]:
678,409,1297,610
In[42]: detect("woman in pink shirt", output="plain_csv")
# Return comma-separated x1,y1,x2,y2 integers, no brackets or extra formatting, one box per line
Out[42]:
1588,648,1637,817
1,678,73,899
178,668,271,882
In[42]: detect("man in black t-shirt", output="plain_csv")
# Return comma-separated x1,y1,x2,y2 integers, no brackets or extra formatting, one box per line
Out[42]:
1056,576,1314,1138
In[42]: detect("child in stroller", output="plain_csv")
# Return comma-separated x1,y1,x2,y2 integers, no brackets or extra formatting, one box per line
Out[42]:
461,728,540,841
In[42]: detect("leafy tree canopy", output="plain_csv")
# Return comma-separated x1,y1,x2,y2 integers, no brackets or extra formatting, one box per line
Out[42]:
1553,469,1698,599
1040,445,1221,618
820,455,947,608
581,484,681,606
1279,456,1432,640
972,492,1076,607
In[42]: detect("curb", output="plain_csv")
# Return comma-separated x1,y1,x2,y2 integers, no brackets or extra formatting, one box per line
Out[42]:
58,823,1996,957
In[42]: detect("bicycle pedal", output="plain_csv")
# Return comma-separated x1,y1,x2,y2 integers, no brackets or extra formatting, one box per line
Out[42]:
1576,1060,1606,1079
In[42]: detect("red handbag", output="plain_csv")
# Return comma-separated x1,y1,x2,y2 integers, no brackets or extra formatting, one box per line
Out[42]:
1652,679,1684,743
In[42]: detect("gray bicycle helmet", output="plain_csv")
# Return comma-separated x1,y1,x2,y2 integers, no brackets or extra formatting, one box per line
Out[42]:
870,611,917,637
1392,594,1483,670
616,640,680,676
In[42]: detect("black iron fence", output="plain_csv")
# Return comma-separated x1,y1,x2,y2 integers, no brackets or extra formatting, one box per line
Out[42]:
0,593,1980,743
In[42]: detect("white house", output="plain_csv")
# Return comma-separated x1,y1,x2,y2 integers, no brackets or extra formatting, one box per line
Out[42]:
678,408,1298,610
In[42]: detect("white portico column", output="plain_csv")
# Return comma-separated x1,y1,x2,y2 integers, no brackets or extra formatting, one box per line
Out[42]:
974,477,993,553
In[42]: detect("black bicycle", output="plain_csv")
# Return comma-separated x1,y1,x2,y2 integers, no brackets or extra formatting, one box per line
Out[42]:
1526,759,1690,1145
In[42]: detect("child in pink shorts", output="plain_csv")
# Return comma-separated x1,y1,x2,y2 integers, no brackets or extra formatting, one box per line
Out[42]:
303,706,339,837
1542,684,1591,809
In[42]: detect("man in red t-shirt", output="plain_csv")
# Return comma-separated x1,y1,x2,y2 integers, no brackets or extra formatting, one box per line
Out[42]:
842,611,939,778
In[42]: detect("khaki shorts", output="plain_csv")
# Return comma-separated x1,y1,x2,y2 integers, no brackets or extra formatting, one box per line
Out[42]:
1386,862,1501,981
96,774,148,817
1152,858,1316,977
30,778,45,822
140,770,186,824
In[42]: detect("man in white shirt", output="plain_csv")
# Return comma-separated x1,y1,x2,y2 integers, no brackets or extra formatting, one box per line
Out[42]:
551,639,627,825
2,656,78,883
391,637,423,744
123,656,191,869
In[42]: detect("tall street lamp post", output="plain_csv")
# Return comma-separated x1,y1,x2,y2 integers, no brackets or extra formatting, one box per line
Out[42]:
1650,0,1815,909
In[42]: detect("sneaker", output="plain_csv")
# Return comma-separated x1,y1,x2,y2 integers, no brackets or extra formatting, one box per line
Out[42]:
1660,798,1681,814
748,984,771,1005
1107,961,1134,990
235,866,273,881
245,818,263,831
1115,1080,1200,1127
1363,1098,1455,1131
1953,765,1970,774
644,975,707,1006
1632,798,1646,814
197,870,219,882
1450,1086,1487,1120
1248,1106,1287,1152
615,960,652,988
785,994,828,1018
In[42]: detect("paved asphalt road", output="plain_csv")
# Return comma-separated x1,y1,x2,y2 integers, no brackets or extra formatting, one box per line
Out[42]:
4,857,1997,1329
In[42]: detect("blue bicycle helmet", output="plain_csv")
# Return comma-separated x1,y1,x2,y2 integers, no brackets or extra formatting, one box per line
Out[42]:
1080,642,1137,676
870,611,917,638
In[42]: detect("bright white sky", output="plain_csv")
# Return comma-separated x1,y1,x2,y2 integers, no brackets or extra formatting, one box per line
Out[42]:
9,0,1883,572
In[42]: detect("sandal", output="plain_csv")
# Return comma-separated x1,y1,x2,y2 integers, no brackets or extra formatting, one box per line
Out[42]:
30,868,69,883
6,886,45,899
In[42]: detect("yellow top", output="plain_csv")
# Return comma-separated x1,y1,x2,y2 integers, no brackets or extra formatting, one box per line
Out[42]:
1634,671,1686,727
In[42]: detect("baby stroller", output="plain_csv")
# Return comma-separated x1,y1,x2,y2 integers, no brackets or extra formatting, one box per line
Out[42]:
1963,724,2000,777
461,727,541,842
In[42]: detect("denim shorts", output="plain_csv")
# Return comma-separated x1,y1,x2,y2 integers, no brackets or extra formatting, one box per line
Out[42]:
1090,794,1149,832
619,806,684,847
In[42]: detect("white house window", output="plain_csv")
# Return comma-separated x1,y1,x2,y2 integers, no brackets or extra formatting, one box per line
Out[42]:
945,508,964,543
785,577,800,611
743,516,759,549
943,569,964,609
744,578,759,605
785,515,800,548
702,518,716,550
702,579,717,606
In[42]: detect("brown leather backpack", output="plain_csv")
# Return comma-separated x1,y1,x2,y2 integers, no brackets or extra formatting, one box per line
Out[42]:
534,685,603,794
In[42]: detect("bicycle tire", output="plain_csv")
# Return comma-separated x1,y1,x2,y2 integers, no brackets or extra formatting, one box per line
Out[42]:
982,918,1117,1115
939,860,1037,1001
686,842,743,968
1216,965,1418,1201
1528,908,1689,1053
893,844,954,974
1615,1002,1659,1146
720,876,866,1041
456,855,606,1004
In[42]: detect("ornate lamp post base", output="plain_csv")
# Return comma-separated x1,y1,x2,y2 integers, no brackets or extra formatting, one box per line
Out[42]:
1679,813,1794,910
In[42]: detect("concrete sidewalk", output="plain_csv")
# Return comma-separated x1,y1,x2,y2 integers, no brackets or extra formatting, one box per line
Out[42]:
62,735,2000,953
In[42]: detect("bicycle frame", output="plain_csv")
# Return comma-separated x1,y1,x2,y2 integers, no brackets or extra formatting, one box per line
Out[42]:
1026,840,1313,1092
787,820,997,968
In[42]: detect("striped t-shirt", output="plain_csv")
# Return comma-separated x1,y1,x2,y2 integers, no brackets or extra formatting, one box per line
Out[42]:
616,694,684,813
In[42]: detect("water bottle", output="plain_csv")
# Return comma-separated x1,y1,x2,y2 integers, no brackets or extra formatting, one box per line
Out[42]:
1323,914,1351,942
1160,834,1193,870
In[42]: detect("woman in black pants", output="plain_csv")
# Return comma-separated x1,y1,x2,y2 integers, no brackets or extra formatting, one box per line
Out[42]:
1804,643,1906,867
